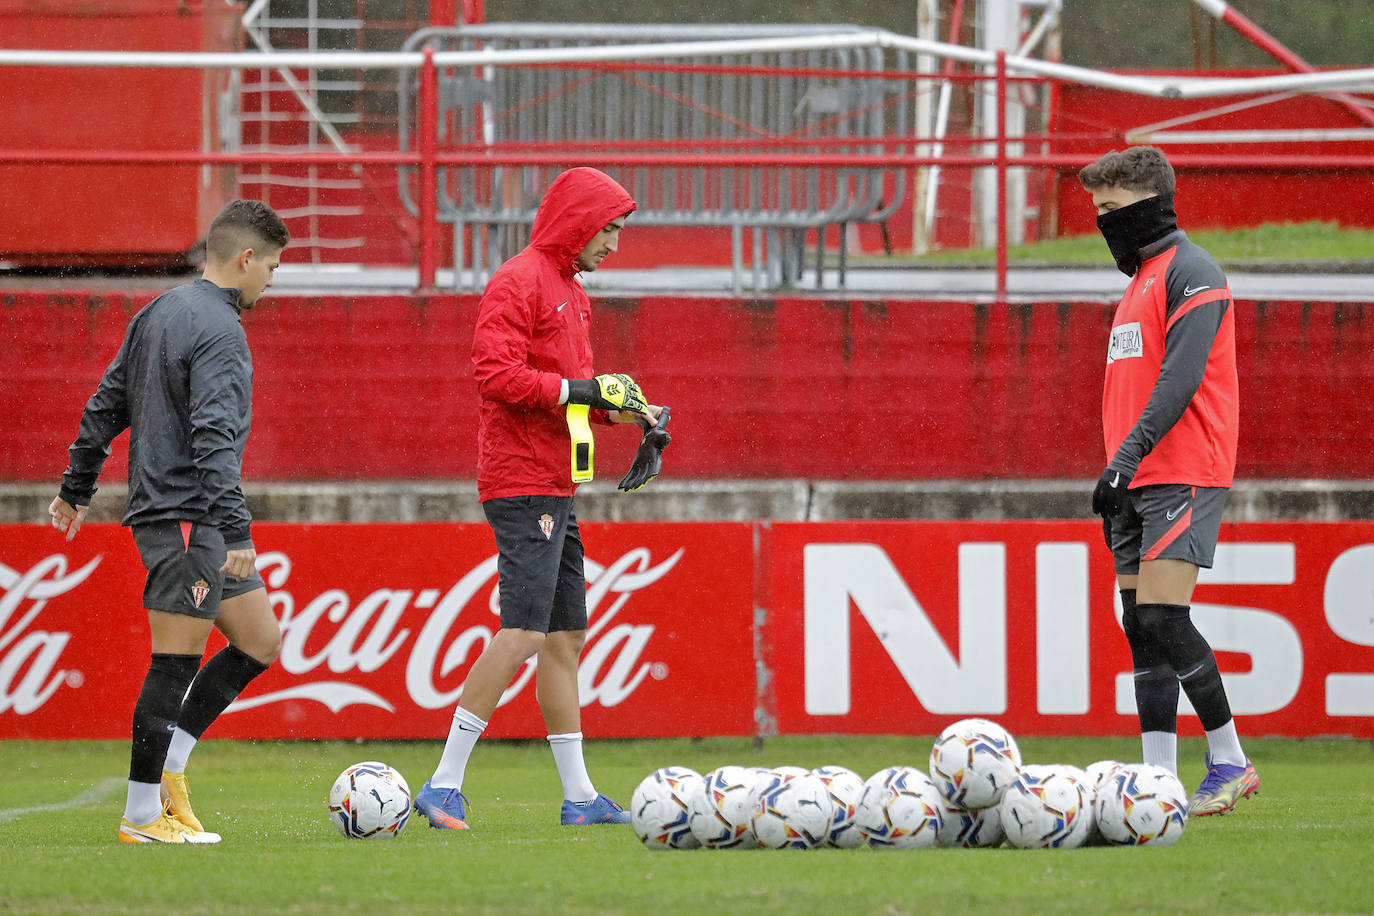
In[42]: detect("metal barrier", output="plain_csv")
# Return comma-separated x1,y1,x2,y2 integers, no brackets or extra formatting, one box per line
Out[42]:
397,24,911,292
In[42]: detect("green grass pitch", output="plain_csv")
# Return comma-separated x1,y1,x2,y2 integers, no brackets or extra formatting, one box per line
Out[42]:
2,736,1372,915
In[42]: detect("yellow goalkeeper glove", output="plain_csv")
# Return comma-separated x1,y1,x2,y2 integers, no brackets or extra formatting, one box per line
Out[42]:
566,373,648,414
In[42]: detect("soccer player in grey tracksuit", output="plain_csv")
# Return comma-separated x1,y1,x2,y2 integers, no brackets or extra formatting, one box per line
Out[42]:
49,199,291,844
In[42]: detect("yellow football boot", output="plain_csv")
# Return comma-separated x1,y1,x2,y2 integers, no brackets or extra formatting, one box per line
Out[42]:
161,770,206,833
119,802,221,844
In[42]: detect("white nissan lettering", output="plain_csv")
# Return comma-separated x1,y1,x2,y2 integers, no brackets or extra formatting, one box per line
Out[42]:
803,542,1007,716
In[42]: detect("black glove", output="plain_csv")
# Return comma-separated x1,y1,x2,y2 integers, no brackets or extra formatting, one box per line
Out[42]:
618,407,671,492
1092,467,1133,518
566,373,648,414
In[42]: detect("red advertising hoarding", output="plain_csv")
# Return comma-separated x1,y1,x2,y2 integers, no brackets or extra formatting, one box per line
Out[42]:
0,522,756,740
2,521,1371,741
765,521,1374,739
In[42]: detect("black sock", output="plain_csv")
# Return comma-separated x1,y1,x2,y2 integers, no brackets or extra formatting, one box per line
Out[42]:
1135,602,1234,731
130,653,201,783
1121,590,1179,733
176,645,270,739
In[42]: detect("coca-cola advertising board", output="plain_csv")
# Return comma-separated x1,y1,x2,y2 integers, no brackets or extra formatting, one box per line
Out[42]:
3,520,1372,741
0,522,756,739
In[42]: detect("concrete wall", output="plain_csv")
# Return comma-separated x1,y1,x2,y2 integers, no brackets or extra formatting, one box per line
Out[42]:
7,479,1372,526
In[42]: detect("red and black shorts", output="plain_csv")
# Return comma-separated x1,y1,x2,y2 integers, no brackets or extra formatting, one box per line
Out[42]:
1105,483,1229,575
481,495,588,634
131,520,265,619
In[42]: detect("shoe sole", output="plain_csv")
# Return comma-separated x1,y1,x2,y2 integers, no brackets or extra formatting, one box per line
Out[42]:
118,826,221,844
415,805,469,830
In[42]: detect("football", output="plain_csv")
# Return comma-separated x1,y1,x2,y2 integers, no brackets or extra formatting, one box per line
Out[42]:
749,770,833,849
998,764,1092,849
327,760,412,840
1085,759,1127,792
928,717,1023,810
688,765,761,849
812,765,866,849
1058,764,1100,847
1093,763,1189,846
742,766,804,827
854,765,945,849
630,766,704,850
936,799,1005,848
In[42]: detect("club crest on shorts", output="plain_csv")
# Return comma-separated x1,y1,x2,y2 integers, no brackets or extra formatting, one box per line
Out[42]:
191,579,210,608
538,513,554,540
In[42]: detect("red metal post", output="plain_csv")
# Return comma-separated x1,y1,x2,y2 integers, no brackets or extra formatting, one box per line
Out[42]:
1194,0,1374,128
429,0,456,26
995,50,1008,305
418,46,438,292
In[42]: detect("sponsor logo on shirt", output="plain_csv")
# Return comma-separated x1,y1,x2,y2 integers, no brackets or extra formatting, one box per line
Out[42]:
1107,321,1144,364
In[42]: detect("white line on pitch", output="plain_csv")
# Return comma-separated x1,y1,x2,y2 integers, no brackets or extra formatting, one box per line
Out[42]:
0,777,125,824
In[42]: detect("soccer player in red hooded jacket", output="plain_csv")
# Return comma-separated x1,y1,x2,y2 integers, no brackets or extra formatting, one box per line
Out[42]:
413,167,666,830
1080,146,1259,817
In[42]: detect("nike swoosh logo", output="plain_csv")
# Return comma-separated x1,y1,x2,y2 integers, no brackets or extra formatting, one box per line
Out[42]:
1166,501,1189,521
1110,472,1120,487
457,724,479,732
557,302,567,312
1184,285,1210,296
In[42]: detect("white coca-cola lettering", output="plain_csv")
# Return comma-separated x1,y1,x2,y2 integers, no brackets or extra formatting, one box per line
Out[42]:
232,548,681,715
0,555,100,715
578,548,684,705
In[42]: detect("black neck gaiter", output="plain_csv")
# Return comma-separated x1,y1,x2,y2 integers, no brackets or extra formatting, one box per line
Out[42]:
1096,193,1177,276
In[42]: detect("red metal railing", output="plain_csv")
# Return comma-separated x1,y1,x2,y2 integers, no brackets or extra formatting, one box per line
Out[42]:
2,52,1373,296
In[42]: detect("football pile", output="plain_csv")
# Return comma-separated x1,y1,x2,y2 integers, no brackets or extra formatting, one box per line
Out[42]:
629,718,1188,850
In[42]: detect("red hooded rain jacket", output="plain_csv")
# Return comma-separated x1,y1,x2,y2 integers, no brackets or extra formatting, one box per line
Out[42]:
470,168,637,502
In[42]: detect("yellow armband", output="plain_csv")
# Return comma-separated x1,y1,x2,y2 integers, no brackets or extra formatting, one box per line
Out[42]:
566,403,595,483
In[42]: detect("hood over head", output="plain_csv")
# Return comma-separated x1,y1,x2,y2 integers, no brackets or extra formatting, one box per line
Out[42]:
529,167,637,268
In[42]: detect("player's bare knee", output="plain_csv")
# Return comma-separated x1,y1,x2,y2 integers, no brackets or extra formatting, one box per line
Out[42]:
252,632,282,666
496,627,547,661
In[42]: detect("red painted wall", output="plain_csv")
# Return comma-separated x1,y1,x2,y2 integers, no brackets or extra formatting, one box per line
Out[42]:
1053,75,1374,237
3,290,1372,483
0,2,242,264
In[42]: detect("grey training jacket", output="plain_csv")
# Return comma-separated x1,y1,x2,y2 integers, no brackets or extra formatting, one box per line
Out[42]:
58,279,254,548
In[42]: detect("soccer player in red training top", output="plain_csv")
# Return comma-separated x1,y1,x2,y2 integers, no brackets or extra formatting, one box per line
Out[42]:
49,200,290,843
413,167,667,830
1080,146,1259,817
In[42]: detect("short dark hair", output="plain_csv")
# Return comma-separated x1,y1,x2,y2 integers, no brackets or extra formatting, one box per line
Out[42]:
1078,146,1176,197
206,199,290,263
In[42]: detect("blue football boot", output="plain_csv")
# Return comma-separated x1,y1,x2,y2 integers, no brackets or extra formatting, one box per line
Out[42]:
560,793,632,826
413,779,471,830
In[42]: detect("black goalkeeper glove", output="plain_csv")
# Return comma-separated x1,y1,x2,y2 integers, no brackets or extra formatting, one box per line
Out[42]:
566,373,648,414
618,407,671,492
1091,466,1133,518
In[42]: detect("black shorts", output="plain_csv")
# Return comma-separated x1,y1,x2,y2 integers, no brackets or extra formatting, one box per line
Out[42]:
131,520,265,620
1105,484,1229,576
482,495,588,634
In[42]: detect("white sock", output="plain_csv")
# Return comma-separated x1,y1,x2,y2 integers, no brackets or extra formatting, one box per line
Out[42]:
431,707,487,790
1205,720,1247,767
1141,731,1178,776
163,728,197,775
547,732,596,804
124,780,162,826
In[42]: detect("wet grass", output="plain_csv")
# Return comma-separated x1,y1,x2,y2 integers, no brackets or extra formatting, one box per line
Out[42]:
1,735,1372,915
